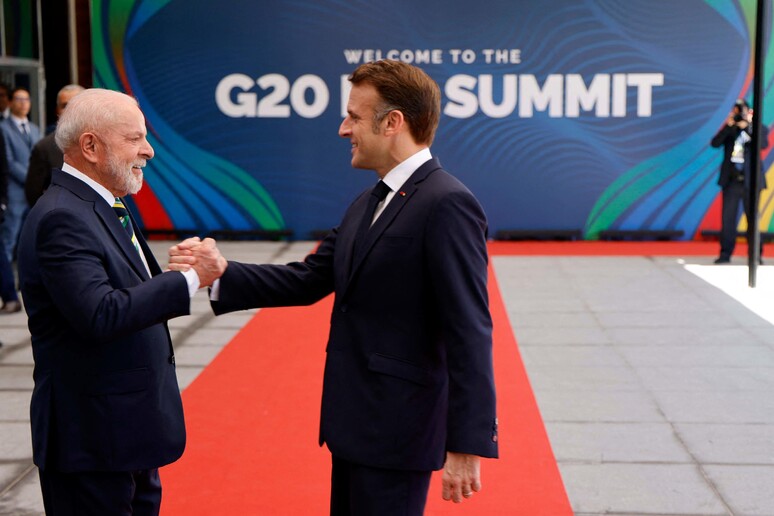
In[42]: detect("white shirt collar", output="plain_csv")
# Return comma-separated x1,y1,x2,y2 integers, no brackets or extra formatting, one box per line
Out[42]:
381,148,432,192
61,162,116,206
10,114,29,130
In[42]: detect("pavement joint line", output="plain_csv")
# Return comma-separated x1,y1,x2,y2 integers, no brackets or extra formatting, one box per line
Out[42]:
0,462,35,500
171,311,215,349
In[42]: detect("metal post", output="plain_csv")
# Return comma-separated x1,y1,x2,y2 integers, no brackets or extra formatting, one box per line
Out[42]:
748,0,766,287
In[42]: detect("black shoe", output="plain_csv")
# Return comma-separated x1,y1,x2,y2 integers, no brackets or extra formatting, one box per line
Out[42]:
713,257,730,264
0,300,22,314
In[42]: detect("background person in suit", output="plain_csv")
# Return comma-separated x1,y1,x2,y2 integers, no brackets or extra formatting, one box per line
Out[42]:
0,130,21,314
17,88,226,515
171,60,498,515
710,98,769,264
0,87,41,262
0,83,10,120
25,84,85,207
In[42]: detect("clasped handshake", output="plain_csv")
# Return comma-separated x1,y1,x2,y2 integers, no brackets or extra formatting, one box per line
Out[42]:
167,237,228,288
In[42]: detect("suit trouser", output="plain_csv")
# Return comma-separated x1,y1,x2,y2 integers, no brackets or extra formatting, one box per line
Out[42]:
0,234,18,303
0,195,27,262
38,467,161,516
720,180,763,259
330,456,432,516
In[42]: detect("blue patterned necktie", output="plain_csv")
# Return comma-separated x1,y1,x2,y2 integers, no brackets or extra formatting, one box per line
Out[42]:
112,198,141,255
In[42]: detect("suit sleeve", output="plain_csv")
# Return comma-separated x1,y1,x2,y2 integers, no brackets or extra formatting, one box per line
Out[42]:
2,126,27,186
34,208,191,342
0,132,8,209
710,124,733,148
425,189,498,459
211,229,336,315
25,141,49,206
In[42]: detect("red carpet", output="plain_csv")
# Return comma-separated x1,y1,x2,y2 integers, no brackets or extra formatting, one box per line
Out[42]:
161,261,570,515
161,239,770,514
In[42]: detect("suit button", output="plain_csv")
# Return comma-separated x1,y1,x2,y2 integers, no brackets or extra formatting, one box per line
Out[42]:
169,355,176,365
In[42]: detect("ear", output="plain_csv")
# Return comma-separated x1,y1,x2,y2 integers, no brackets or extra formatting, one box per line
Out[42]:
382,110,405,137
79,133,100,164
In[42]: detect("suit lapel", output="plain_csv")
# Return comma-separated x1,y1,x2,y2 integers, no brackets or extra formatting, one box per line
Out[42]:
52,171,151,280
94,200,152,280
346,158,441,282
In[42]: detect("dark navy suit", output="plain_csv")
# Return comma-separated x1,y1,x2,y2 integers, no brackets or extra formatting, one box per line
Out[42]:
212,158,498,510
18,170,190,512
0,117,40,260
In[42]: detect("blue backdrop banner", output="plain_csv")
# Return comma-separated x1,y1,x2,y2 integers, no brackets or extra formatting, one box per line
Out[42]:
92,0,774,239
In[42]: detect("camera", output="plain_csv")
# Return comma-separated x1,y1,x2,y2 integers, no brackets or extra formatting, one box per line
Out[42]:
733,113,744,122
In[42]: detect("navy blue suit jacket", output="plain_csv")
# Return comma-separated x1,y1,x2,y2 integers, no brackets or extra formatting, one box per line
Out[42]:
212,158,498,471
0,117,41,190
18,170,190,472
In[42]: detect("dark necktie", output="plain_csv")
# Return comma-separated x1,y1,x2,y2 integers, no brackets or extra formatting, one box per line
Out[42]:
353,180,391,265
113,198,141,255
20,122,31,147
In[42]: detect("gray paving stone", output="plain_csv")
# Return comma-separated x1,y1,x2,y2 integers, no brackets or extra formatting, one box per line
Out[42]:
0,345,34,366
518,345,628,368
183,327,241,346
506,310,600,329
536,389,664,423
546,422,692,463
596,310,738,328
703,465,774,515
526,365,642,392
0,422,33,459
676,423,774,465
175,365,203,391
0,463,29,491
559,463,726,515
653,391,774,424
514,326,612,346
0,366,34,389
0,328,31,346
0,463,44,516
606,326,760,346
619,345,774,368
173,345,224,367
167,314,200,329
637,366,774,392
0,392,31,422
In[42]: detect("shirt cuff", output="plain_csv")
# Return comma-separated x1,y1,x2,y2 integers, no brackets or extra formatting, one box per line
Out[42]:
210,279,221,301
180,268,200,298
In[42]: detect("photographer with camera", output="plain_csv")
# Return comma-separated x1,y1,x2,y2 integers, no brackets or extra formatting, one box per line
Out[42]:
710,98,769,264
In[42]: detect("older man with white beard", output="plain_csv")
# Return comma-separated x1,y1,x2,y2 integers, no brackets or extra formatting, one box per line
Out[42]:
17,88,227,515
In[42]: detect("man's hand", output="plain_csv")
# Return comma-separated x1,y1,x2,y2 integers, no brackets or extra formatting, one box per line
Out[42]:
191,238,227,287
168,237,227,287
441,452,481,503
168,237,201,272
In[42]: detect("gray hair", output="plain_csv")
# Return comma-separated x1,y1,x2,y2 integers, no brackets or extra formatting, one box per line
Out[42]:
55,88,139,152
57,84,85,101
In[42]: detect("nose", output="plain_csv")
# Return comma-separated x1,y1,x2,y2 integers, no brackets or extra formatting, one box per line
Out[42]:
142,138,155,159
339,117,351,138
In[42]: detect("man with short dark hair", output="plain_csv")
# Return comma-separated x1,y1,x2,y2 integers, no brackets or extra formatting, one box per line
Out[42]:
171,60,498,515
0,87,41,261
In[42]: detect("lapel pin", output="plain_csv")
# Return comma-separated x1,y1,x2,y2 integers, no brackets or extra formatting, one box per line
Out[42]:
399,191,406,197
